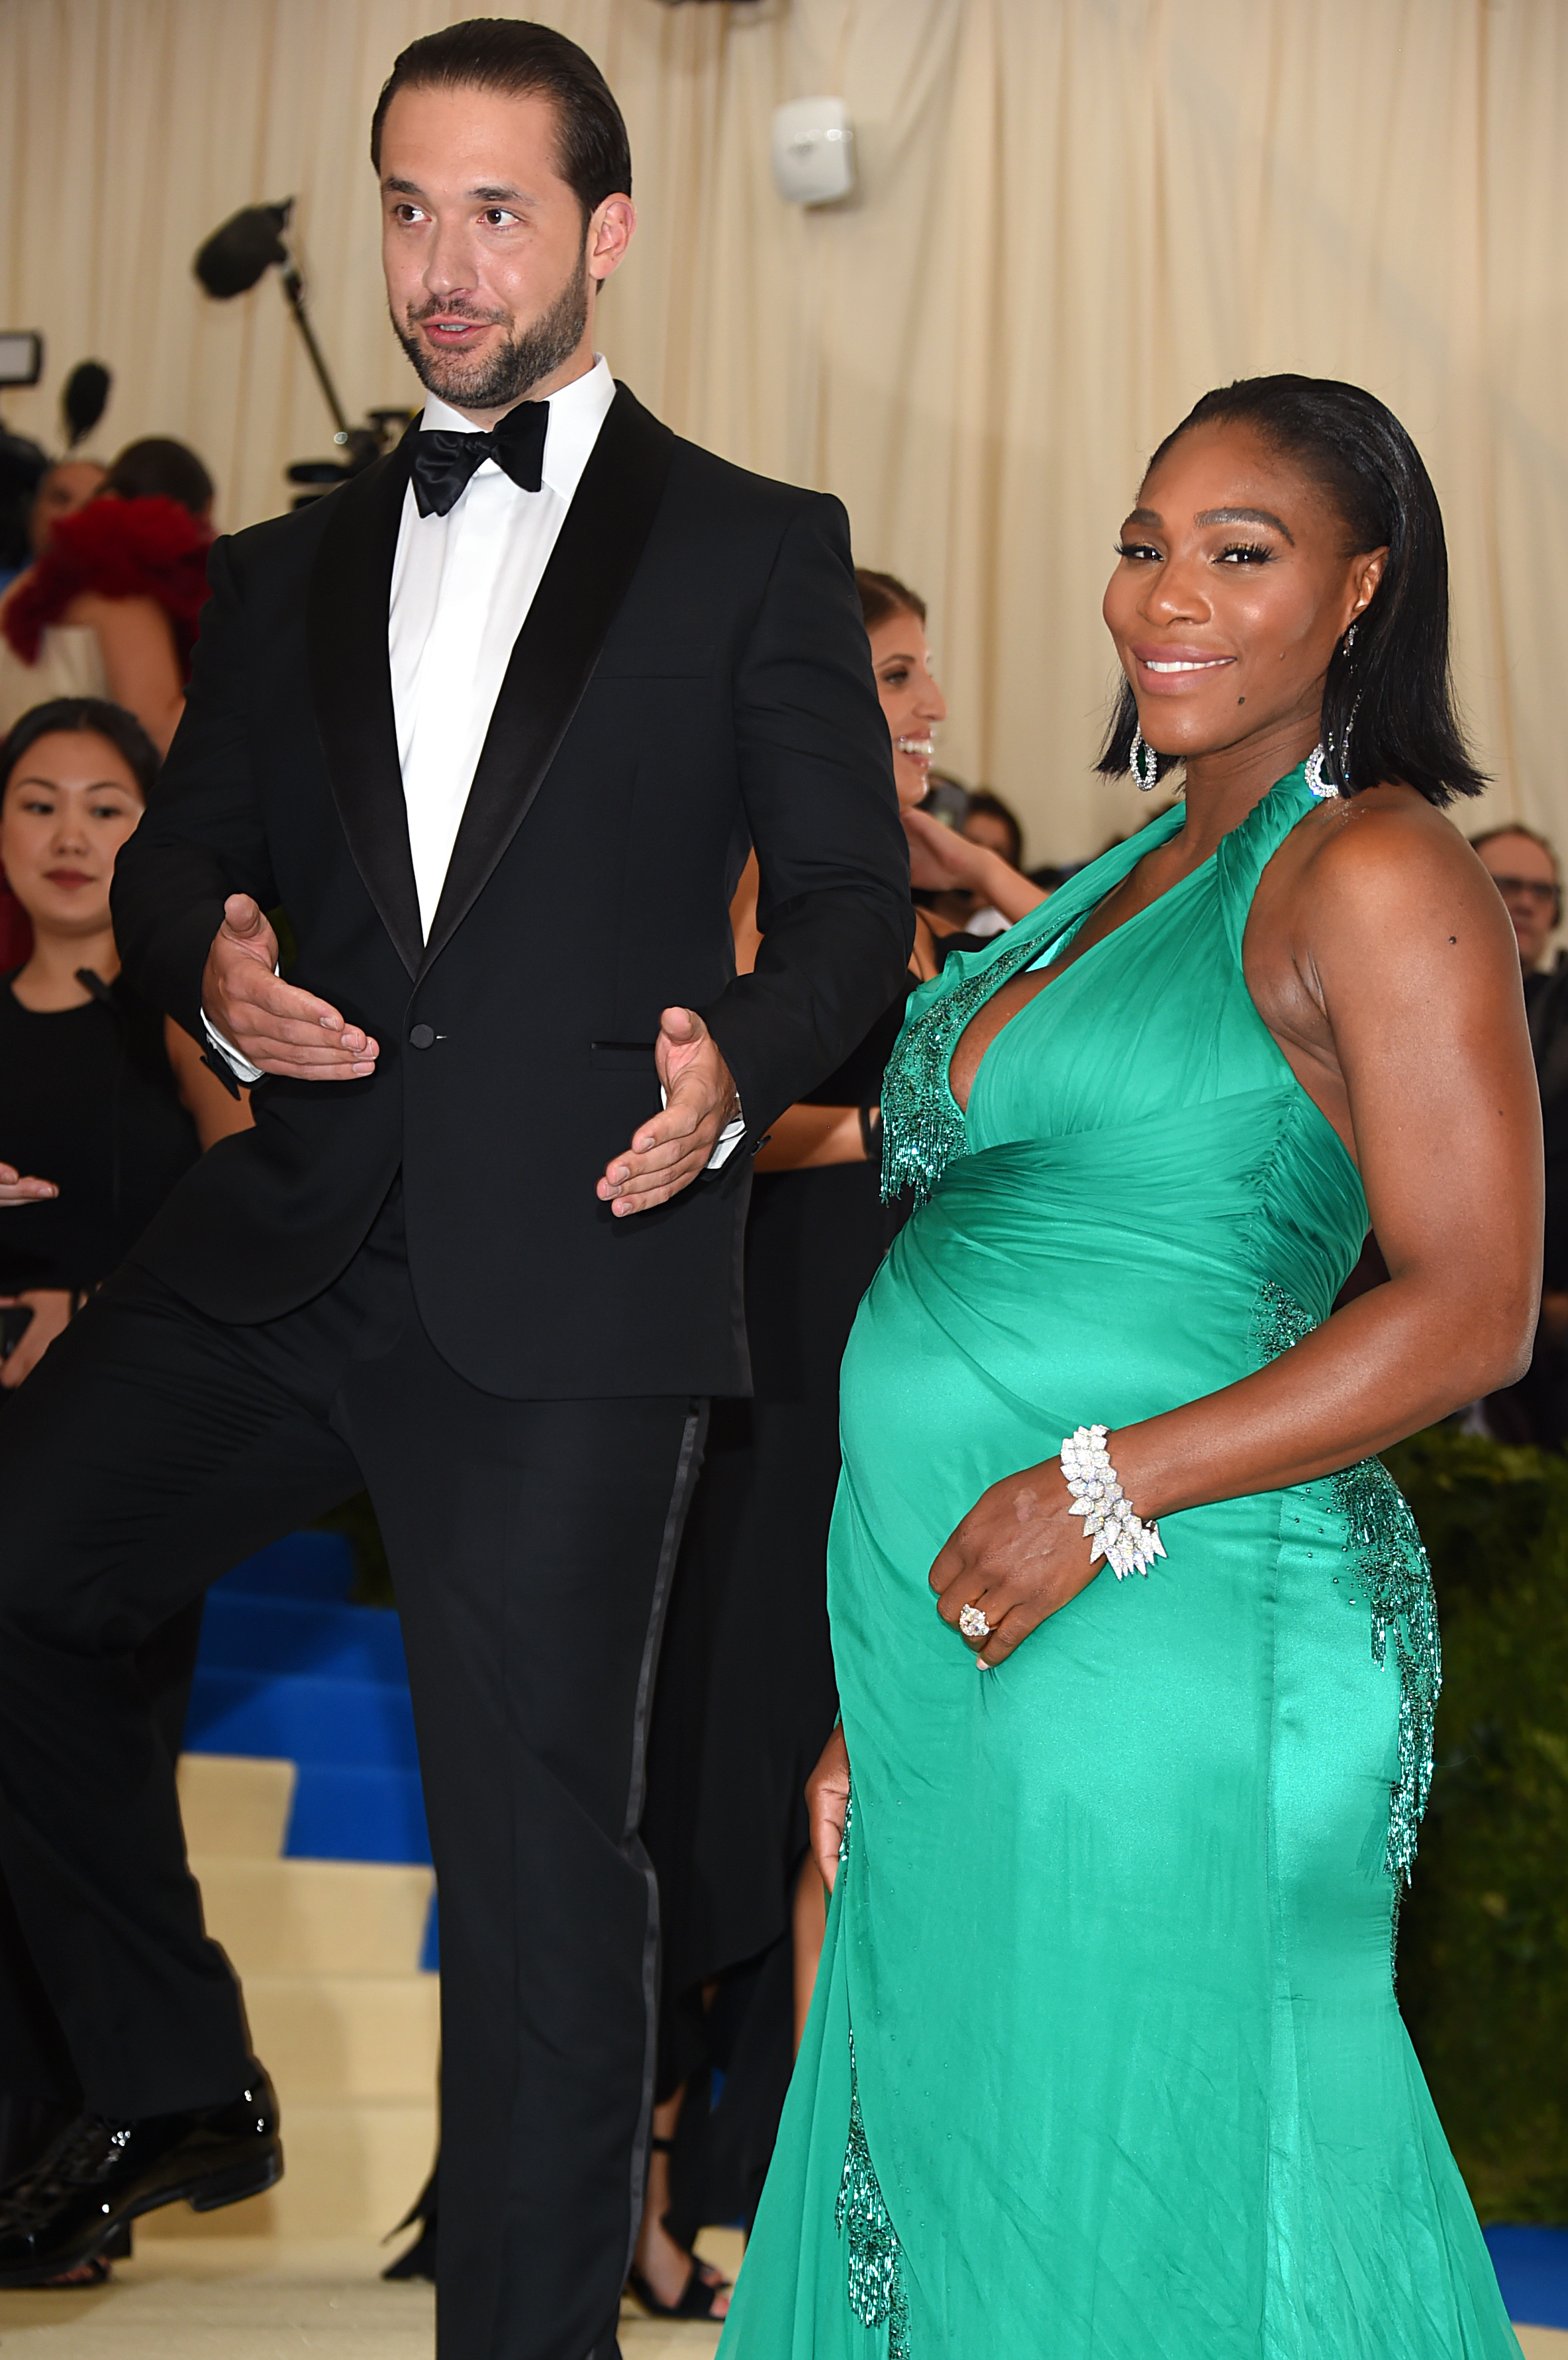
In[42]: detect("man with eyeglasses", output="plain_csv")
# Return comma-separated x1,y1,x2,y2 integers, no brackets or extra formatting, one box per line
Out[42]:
1473,825,1563,986
1473,825,1567,1442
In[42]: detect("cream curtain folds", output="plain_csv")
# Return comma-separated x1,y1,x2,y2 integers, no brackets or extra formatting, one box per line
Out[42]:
1,0,1562,859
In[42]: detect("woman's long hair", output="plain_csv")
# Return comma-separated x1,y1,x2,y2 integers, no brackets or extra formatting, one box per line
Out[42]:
1098,374,1485,805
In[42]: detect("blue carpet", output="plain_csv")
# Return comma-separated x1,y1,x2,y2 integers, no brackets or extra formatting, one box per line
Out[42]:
1485,2226,1568,2330
187,1667,418,1774
183,1532,438,1967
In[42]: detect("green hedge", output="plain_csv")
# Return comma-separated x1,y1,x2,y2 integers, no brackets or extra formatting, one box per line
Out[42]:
1387,1426,1568,2224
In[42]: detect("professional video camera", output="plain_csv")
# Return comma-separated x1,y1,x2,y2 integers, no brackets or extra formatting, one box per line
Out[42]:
0,333,46,572
0,335,114,574
193,201,413,508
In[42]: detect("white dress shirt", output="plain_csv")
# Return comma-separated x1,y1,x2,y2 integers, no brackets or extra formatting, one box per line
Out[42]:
390,356,616,939
206,352,743,1160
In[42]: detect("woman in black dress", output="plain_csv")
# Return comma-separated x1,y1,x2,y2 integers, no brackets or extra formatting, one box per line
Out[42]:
630,574,1046,2320
0,696,246,1386
0,697,249,2266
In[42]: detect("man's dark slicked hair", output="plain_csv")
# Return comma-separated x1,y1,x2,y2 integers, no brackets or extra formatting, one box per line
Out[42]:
370,18,631,223
1098,374,1486,807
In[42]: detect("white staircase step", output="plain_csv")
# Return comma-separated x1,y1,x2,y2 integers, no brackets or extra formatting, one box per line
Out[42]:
242,1971,440,2100
191,1853,434,1975
140,2096,438,2241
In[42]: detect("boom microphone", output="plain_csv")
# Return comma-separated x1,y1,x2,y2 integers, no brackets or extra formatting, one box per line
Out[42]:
194,202,293,301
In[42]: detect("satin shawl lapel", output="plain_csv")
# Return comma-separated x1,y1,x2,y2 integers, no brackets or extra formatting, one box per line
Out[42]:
307,437,424,980
418,386,677,974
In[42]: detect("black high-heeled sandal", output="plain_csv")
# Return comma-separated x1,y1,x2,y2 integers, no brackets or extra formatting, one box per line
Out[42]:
625,2137,731,2321
381,2163,438,2284
624,2258,730,2321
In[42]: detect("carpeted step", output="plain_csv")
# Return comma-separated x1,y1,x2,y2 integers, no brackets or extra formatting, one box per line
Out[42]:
240,1971,439,2102
138,2096,438,2242
197,1590,410,1686
211,1531,360,1602
190,1853,433,1976
1487,2230,1568,2332
185,1668,418,1773
284,1763,431,1866
176,1753,296,1860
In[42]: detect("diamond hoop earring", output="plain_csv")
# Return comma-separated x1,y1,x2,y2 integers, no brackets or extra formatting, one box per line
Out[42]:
1304,744,1340,801
1130,727,1159,793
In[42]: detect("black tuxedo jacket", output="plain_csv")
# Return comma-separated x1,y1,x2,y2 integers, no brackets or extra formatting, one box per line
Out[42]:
111,386,912,1397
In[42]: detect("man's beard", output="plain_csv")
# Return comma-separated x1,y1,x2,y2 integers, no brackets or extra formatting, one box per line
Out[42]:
395,252,591,411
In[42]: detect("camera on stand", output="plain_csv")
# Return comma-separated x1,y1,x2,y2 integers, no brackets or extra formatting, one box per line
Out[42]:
0,337,114,577
0,333,46,574
193,202,413,509
284,409,414,509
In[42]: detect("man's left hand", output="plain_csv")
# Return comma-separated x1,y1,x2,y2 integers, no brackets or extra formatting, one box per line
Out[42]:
597,1006,739,1217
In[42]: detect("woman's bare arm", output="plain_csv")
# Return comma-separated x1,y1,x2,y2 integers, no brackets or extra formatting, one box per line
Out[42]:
929,794,1542,1665
64,591,185,754
1122,795,1539,1502
903,805,1047,925
729,850,762,978
754,1103,867,1172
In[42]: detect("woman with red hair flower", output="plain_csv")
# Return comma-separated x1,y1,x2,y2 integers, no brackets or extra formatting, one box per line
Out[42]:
0,437,213,757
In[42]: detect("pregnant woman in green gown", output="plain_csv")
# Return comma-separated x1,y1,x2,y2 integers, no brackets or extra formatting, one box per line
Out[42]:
718,376,1541,2359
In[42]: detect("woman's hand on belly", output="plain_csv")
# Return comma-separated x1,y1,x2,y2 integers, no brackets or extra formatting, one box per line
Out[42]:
930,1459,1093,1667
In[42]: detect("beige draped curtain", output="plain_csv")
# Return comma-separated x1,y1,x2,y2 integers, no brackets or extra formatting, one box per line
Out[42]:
1,0,1562,862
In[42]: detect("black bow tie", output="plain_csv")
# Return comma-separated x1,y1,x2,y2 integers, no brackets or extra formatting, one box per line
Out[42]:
409,400,550,518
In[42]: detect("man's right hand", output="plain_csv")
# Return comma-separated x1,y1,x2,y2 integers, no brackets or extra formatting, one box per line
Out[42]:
201,894,379,1080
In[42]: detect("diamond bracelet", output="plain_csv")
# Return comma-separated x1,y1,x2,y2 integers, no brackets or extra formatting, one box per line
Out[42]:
1059,1423,1166,1580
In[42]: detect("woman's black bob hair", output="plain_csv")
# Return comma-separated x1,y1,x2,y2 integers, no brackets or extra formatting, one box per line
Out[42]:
1098,374,1487,805
0,697,160,802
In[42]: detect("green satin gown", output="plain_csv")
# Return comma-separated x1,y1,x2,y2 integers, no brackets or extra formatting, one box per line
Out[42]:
717,764,1518,2359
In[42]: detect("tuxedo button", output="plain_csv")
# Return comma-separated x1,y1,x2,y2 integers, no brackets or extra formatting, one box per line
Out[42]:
409,1023,436,1050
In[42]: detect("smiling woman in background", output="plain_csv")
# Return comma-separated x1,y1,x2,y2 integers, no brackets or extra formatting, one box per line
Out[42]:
720,376,1536,2360
633,568,1042,2322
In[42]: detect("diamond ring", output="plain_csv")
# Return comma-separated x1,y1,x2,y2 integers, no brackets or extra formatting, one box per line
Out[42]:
957,1602,992,1642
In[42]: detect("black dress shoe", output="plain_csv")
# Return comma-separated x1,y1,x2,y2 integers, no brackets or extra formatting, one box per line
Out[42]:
0,2063,281,2286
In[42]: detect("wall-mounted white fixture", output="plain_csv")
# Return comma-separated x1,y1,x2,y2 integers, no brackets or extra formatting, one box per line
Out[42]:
771,97,856,207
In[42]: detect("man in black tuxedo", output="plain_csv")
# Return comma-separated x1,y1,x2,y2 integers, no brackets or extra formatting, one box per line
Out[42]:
0,21,908,2353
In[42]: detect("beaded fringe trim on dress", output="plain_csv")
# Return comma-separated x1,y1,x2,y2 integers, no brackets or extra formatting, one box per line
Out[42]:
836,2029,911,2359
834,1786,911,2356
1252,1281,1441,1922
879,929,1047,1204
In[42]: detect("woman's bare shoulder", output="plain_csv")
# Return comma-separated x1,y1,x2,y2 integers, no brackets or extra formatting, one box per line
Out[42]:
1289,782,1493,909
1272,782,1518,994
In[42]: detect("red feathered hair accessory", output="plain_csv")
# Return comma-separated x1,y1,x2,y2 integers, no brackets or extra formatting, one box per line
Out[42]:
2,495,213,678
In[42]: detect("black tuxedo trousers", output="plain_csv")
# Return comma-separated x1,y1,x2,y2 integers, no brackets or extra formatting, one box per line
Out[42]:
0,1186,703,2360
